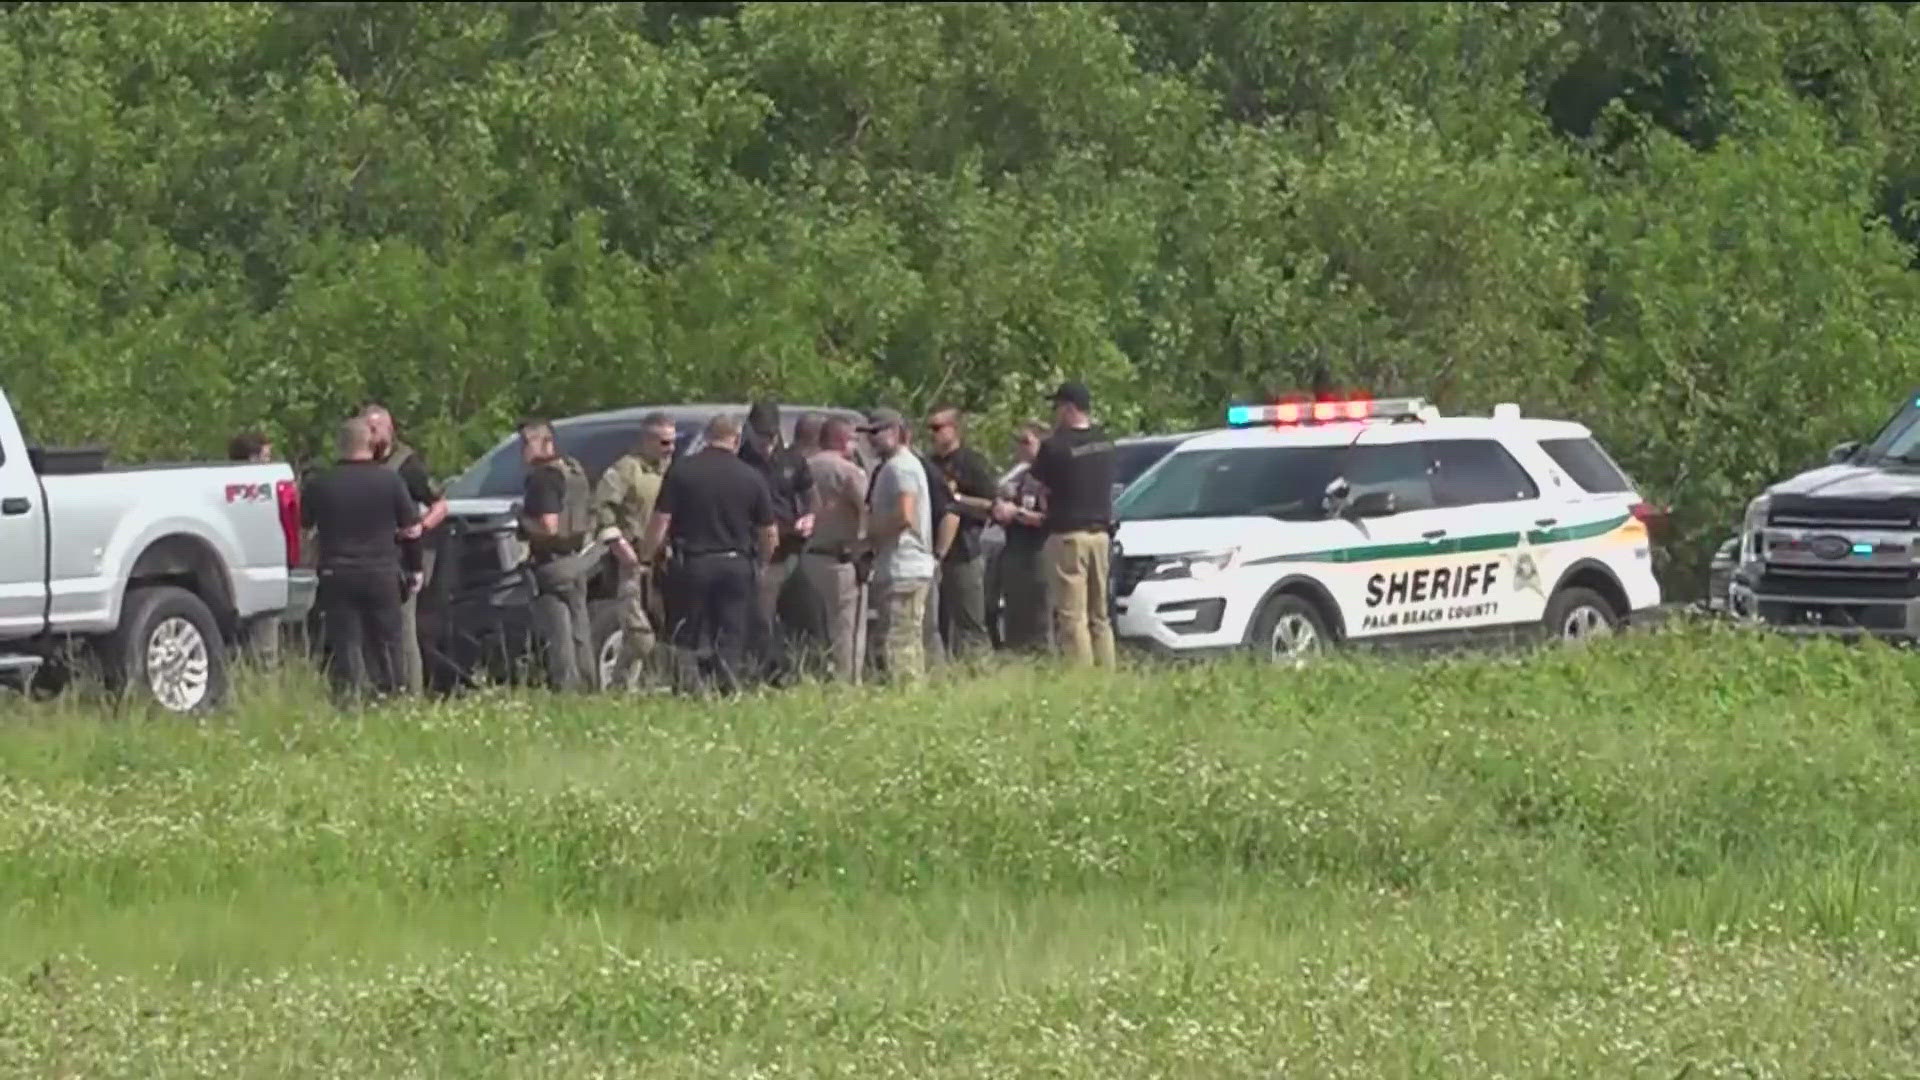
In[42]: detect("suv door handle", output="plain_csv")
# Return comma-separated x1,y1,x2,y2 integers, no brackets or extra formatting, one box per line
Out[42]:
1,497,28,516
1534,517,1558,528
1422,529,1448,541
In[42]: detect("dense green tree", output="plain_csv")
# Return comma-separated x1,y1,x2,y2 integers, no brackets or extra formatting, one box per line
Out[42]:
4,1,1919,588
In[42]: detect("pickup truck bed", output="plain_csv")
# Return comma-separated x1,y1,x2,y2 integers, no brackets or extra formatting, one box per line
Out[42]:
0,388,300,711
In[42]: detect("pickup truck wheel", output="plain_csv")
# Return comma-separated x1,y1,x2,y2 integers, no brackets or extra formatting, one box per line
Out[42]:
101,585,228,713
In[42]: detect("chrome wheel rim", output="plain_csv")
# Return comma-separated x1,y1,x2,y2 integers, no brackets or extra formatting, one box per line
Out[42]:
598,629,634,691
1269,612,1321,660
146,616,210,711
1559,604,1613,641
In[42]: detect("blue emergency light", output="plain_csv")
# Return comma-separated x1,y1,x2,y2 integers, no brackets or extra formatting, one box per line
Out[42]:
1227,396,1429,428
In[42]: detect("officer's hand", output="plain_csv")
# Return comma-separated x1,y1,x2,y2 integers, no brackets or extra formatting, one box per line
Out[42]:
613,539,640,568
408,571,425,596
991,499,1014,525
795,513,815,538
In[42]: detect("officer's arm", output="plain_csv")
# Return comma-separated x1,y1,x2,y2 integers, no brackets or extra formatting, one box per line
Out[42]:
592,467,627,538
934,506,960,559
641,511,670,563
521,471,562,539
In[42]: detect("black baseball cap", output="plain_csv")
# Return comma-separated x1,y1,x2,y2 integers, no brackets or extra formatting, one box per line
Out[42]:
859,407,907,433
746,400,780,438
1049,381,1091,411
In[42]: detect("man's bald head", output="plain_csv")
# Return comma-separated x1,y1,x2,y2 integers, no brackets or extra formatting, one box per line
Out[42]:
820,417,855,452
793,412,824,453
338,417,375,460
704,413,742,450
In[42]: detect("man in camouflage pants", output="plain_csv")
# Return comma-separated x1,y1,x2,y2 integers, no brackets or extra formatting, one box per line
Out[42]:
593,411,677,690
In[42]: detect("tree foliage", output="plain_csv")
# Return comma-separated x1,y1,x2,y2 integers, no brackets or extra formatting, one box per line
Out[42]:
4,2,1919,585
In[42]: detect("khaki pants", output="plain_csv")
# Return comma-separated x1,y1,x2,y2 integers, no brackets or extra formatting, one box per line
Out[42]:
397,546,436,694
877,578,931,686
608,562,657,690
1044,530,1116,668
799,554,863,683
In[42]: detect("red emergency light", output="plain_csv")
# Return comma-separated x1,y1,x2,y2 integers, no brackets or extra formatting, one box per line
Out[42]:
1227,394,1427,428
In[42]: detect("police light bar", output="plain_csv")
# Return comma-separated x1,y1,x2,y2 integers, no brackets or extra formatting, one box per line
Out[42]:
1226,396,1430,428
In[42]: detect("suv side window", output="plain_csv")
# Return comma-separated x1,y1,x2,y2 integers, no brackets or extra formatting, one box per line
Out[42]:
1431,439,1539,507
1347,442,1437,512
1537,437,1633,494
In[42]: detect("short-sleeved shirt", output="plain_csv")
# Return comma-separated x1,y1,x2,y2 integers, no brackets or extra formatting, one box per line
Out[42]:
928,445,998,563
1002,464,1048,554
740,434,815,534
523,462,567,519
869,449,936,583
302,460,421,573
1031,424,1116,533
657,446,775,557
807,450,868,550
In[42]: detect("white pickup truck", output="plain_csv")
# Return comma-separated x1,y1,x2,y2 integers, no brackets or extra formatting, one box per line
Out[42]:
0,387,302,712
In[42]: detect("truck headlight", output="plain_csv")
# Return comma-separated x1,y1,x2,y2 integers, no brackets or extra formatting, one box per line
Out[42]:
1740,496,1771,564
1148,548,1240,582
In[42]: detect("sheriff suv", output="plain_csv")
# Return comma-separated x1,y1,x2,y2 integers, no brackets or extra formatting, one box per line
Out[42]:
1111,397,1664,659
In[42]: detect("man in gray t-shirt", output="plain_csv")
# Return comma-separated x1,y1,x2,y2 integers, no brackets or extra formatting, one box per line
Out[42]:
860,408,935,683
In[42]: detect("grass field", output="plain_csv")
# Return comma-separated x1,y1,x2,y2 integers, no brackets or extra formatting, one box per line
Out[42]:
6,625,1920,1076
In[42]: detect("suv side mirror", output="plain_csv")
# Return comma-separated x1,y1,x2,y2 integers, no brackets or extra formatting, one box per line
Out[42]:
1827,440,1860,465
1344,490,1397,519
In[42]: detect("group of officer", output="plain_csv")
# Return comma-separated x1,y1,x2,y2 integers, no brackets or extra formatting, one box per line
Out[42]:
300,381,1121,702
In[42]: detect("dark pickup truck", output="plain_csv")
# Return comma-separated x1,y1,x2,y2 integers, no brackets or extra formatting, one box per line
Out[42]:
1728,390,1920,637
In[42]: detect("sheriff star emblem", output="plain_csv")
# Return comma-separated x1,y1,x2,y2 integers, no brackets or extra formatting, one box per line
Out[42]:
1513,540,1544,597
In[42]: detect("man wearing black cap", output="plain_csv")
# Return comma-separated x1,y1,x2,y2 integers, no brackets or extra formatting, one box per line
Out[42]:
738,401,816,681
1029,381,1117,667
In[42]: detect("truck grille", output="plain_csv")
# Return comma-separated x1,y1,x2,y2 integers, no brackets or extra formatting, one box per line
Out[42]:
1756,566,1920,601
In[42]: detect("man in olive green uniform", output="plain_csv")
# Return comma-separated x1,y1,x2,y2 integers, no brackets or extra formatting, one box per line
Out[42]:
593,411,676,690
363,404,447,694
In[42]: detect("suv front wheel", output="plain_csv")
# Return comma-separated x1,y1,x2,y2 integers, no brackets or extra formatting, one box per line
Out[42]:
1543,586,1619,644
1249,593,1331,663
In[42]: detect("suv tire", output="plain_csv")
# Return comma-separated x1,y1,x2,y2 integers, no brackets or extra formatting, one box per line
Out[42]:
1543,586,1618,644
1248,592,1331,662
99,585,229,713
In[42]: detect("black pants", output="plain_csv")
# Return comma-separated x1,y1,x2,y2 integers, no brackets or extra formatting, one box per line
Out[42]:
317,567,405,701
674,552,756,693
938,554,989,660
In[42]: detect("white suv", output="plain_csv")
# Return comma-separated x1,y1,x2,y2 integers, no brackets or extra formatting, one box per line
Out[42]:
1111,398,1663,659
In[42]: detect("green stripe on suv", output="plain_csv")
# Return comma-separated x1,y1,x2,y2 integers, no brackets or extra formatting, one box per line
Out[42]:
1248,514,1630,566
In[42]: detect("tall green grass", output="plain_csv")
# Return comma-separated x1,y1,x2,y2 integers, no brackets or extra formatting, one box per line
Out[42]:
5,626,1920,1076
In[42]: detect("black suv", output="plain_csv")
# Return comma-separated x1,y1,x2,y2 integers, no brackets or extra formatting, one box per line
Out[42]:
426,403,869,689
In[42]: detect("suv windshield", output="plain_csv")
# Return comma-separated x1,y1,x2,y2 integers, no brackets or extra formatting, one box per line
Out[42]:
1863,395,1920,465
1118,446,1346,521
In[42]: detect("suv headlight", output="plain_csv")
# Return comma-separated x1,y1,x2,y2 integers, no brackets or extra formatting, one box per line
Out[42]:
1146,548,1240,582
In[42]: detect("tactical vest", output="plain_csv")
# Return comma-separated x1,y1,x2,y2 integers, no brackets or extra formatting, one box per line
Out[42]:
381,442,414,474
547,455,593,548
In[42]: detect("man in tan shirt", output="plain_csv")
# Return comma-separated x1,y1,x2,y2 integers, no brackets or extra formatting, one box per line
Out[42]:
801,416,870,683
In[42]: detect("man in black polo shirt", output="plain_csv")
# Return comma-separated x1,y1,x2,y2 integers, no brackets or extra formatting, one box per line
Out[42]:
301,417,422,702
1030,381,1117,668
643,414,777,693
925,406,998,660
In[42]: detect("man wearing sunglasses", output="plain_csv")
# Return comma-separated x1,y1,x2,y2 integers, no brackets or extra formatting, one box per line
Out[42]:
593,411,677,689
